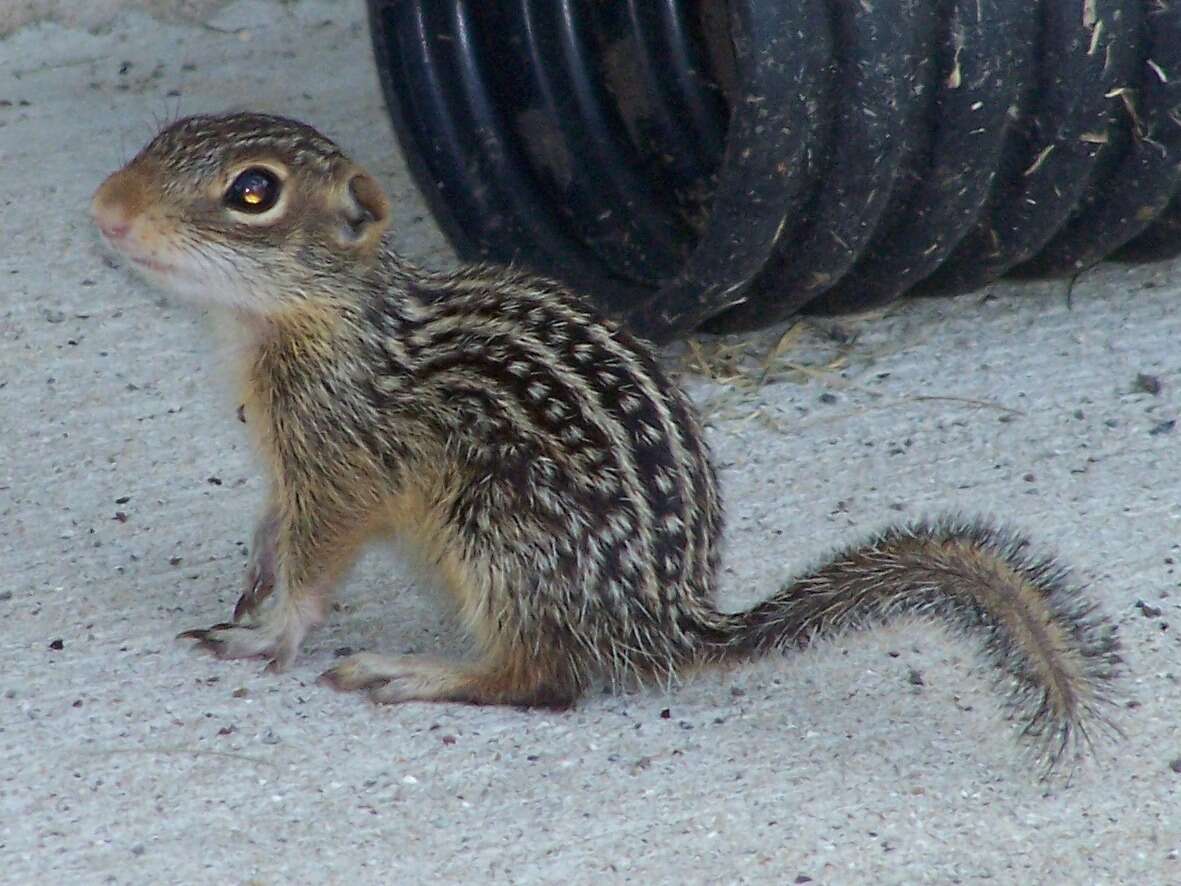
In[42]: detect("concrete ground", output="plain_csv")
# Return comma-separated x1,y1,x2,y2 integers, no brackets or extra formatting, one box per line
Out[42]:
1,2,1179,883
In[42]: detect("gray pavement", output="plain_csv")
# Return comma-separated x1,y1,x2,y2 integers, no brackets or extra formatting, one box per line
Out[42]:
1,2,1179,883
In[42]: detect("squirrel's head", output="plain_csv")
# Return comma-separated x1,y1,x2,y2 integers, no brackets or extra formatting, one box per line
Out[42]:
91,112,391,315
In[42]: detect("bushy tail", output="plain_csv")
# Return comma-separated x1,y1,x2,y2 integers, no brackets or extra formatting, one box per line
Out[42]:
711,518,1122,768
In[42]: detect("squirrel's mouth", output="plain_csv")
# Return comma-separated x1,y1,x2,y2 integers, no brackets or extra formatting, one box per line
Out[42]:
129,254,176,275
97,231,178,278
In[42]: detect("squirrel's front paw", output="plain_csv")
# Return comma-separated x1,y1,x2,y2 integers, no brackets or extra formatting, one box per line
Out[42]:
233,514,279,621
178,620,296,672
232,560,276,622
180,589,321,672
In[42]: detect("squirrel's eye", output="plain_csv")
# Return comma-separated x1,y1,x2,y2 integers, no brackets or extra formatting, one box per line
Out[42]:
225,167,280,214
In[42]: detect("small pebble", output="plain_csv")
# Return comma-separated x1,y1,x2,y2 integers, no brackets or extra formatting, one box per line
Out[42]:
1136,600,1163,618
1134,373,1162,396
1149,420,1175,437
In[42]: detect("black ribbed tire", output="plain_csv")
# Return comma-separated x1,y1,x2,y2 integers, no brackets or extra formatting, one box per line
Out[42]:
368,0,1181,342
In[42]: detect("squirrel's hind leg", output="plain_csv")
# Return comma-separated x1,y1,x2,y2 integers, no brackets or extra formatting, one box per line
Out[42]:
320,649,579,709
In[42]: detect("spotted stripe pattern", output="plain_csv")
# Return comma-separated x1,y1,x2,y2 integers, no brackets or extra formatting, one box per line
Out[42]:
359,266,727,684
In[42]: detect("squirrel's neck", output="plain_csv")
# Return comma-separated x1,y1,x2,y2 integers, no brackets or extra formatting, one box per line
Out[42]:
226,248,400,348
215,243,425,413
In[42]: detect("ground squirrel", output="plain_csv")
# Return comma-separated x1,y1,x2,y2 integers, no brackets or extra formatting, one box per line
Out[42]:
92,113,1120,768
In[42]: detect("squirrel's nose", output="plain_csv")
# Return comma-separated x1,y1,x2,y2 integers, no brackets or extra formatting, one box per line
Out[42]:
91,167,148,243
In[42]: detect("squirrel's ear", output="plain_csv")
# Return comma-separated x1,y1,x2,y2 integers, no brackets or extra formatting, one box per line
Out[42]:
334,170,390,250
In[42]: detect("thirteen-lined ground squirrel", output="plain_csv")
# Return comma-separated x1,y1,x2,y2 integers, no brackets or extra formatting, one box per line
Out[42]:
91,113,1121,769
